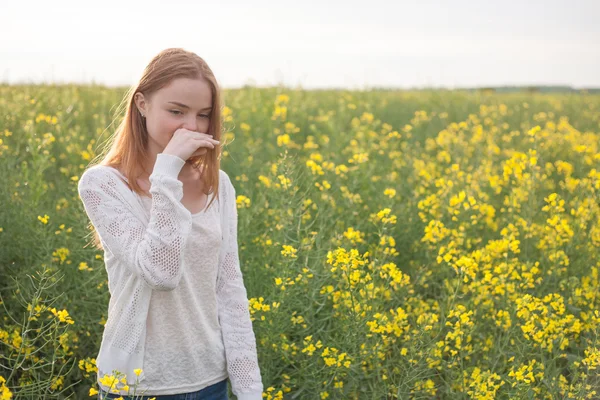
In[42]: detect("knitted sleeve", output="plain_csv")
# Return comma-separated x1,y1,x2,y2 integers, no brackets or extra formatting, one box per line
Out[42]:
216,174,264,400
78,153,193,291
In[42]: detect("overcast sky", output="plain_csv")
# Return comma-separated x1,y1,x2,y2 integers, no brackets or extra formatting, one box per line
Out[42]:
2,0,599,89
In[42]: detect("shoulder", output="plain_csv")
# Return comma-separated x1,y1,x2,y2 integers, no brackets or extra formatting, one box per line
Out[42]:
218,169,235,193
78,165,127,193
218,168,230,183
218,169,237,215
79,165,108,186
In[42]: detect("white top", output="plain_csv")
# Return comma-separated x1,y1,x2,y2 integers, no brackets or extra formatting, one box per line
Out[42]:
77,153,263,400
136,193,227,395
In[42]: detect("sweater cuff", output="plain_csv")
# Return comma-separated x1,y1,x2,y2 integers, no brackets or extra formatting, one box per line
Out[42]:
152,153,186,179
235,390,264,400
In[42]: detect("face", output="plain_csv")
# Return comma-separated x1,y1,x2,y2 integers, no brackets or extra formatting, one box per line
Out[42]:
134,77,213,153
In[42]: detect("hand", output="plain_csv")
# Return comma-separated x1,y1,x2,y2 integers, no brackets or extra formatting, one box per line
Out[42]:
163,128,220,162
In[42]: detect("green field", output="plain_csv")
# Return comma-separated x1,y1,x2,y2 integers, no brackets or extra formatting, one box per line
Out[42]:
1,84,600,399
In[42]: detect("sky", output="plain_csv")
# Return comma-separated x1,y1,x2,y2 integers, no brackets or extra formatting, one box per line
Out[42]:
1,0,599,89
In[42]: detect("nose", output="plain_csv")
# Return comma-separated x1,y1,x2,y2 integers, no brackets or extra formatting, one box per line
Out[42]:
181,115,198,132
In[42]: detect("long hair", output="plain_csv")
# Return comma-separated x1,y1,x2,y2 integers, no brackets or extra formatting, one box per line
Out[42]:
85,48,224,250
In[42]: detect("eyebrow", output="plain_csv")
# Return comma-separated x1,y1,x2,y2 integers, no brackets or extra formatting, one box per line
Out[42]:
168,101,212,111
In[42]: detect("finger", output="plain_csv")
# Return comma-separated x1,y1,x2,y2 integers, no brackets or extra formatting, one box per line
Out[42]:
193,134,219,144
199,140,216,148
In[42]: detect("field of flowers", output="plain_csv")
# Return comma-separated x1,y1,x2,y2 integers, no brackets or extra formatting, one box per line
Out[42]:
0,84,599,399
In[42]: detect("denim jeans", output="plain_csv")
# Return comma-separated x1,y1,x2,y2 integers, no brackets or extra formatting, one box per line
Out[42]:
97,378,229,400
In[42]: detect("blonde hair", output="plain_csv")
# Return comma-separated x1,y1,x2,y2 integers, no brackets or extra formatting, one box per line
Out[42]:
85,48,224,250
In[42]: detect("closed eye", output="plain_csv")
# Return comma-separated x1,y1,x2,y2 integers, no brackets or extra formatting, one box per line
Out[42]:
169,110,210,118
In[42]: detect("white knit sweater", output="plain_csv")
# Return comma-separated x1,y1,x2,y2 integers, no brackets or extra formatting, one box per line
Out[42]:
135,192,227,395
77,153,263,400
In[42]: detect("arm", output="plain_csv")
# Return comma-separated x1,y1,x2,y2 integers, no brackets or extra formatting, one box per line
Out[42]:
77,153,193,291
216,175,264,400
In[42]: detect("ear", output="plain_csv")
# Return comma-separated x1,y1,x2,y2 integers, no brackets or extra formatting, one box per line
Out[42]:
134,92,148,116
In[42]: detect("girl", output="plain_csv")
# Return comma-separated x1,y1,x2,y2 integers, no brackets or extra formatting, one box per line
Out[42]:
77,48,263,400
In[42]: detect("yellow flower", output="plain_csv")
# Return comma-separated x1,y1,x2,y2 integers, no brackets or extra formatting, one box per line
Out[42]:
384,188,396,198
275,94,290,104
1,375,13,400
48,307,75,324
281,245,298,258
277,134,290,147
99,374,117,388
236,195,251,208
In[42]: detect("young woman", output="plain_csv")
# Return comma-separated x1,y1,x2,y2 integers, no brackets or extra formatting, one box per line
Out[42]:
77,48,263,400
